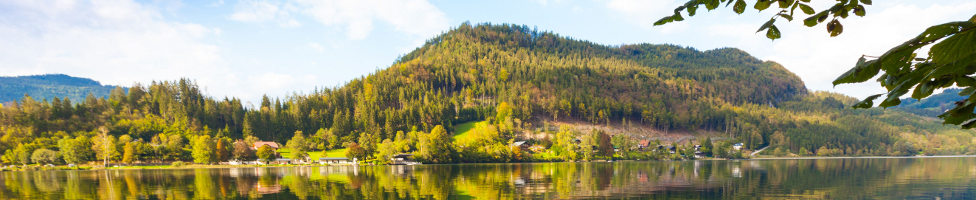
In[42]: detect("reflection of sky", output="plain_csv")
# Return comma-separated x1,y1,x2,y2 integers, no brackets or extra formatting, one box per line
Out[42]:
1,1,974,103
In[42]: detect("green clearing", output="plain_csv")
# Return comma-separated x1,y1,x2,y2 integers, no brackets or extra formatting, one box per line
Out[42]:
322,148,349,158
453,120,487,143
277,148,341,160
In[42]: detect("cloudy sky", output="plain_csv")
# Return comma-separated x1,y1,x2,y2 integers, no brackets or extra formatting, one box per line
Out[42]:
1,0,973,105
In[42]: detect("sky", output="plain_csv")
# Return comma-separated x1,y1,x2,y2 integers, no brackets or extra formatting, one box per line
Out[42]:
0,0,973,106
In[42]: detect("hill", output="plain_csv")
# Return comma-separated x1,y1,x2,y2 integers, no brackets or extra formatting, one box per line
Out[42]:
892,88,965,117
0,23,973,165
0,74,121,105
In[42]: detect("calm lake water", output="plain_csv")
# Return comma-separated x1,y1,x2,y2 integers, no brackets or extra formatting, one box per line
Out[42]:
2,157,976,199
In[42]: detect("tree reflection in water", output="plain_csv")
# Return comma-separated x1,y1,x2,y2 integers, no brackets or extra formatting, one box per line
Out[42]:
2,157,976,199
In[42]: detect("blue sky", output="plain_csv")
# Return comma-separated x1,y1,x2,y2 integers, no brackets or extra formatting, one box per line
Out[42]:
1,0,973,105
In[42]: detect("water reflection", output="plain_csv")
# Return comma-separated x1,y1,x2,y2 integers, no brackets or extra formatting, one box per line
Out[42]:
2,157,976,199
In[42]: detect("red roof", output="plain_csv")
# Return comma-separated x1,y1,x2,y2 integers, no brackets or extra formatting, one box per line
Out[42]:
252,141,280,150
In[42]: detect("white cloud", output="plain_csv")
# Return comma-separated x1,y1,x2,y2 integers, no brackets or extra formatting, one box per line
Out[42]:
665,0,976,98
761,1,976,98
605,0,679,29
307,42,325,53
229,0,301,27
229,0,449,40
0,0,233,95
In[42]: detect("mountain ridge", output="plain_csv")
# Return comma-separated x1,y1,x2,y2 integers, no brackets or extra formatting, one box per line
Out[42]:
0,74,122,105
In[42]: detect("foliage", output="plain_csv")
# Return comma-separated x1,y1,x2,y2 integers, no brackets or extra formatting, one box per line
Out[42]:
416,125,453,163
345,143,367,160
655,0,871,40
30,148,59,164
256,145,275,162
191,135,215,164
58,136,93,164
92,131,117,165
655,1,976,129
122,142,137,164
286,131,310,160
232,140,255,161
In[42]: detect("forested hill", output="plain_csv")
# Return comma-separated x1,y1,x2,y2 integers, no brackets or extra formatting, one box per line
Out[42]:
1,23,973,165
893,88,965,117
0,74,121,105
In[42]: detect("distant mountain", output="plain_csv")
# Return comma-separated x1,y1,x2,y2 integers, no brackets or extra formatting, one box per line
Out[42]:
0,74,121,104
892,88,966,117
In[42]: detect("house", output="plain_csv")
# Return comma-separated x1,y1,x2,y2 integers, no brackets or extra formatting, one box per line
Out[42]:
270,158,292,165
510,141,530,151
252,141,281,150
390,154,420,165
319,157,353,165
638,140,651,150
733,143,744,151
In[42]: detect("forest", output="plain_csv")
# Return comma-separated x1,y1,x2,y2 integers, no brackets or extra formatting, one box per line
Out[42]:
1,23,974,166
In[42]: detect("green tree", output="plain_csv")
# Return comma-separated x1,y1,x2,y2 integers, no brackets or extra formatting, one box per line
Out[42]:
495,102,514,124
31,148,59,165
702,137,714,157
92,130,117,166
12,144,31,165
256,145,275,163
580,132,597,161
58,136,93,164
552,126,579,161
375,139,397,164
416,125,453,163
286,131,310,161
122,142,138,164
191,135,216,164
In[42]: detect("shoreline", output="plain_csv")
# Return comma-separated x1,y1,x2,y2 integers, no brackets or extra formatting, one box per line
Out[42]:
6,155,976,171
749,155,976,160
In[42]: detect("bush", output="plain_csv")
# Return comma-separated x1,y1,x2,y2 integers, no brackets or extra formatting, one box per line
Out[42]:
171,161,185,167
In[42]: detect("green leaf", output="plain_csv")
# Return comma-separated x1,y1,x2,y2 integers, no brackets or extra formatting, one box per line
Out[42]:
859,0,872,5
960,87,976,96
911,77,953,99
777,0,792,9
939,100,976,127
852,94,883,109
853,5,866,17
687,5,698,16
833,56,881,85
929,28,976,65
653,16,673,26
827,19,844,37
766,25,781,40
673,14,685,21
778,13,793,21
757,18,776,33
798,4,815,15
754,0,773,11
733,0,747,14
803,12,824,27
706,0,720,10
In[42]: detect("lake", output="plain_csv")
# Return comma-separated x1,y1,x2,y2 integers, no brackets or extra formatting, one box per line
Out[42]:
2,157,976,199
